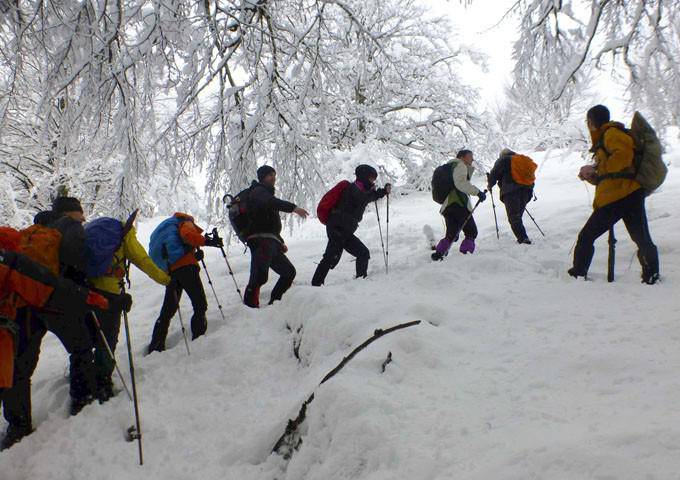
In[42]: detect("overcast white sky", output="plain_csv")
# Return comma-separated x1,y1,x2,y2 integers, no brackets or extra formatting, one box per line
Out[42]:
428,1,630,117
428,0,519,107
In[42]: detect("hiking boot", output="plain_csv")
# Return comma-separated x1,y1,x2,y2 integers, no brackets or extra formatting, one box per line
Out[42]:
70,395,94,416
1,424,33,451
431,252,444,261
96,381,115,404
244,286,260,309
642,272,660,285
147,340,165,355
567,267,587,279
518,238,532,245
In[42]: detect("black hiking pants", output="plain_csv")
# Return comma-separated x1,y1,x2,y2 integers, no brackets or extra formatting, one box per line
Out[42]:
443,204,478,242
87,292,123,391
312,225,370,286
150,265,208,350
572,188,659,279
245,238,296,306
3,308,95,429
502,189,532,241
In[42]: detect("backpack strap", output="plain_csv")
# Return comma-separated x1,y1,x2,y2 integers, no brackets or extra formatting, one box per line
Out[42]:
593,126,636,183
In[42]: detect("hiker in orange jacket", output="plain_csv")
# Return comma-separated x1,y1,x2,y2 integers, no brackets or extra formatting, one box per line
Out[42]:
0,226,111,450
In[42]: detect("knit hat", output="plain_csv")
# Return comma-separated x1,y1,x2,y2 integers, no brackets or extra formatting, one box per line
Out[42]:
355,164,378,185
257,165,276,182
52,196,83,214
499,148,515,158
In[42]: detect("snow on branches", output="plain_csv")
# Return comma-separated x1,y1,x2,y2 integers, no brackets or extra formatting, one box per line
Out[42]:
509,0,680,133
0,0,482,223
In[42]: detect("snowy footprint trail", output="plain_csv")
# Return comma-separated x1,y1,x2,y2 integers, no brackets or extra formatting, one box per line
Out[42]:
2,150,679,480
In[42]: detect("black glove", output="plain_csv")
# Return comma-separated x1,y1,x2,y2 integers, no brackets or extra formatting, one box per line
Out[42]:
194,248,205,261
112,293,133,313
204,233,224,248
477,190,487,202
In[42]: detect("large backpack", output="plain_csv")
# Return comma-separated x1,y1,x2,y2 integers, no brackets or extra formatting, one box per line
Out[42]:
510,154,537,186
149,216,191,272
431,162,455,204
84,210,138,278
18,225,62,275
599,112,667,193
317,180,351,225
225,184,256,243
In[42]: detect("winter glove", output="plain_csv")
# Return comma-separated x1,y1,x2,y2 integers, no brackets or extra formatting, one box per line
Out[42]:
477,190,487,202
384,183,392,195
112,293,133,313
204,233,224,248
194,248,205,262
86,292,109,310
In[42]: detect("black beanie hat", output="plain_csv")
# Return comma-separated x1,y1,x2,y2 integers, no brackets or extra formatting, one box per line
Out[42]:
52,196,83,214
355,164,378,184
257,165,276,182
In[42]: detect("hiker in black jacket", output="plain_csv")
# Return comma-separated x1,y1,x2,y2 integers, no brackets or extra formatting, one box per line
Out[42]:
311,165,391,286
487,148,535,244
244,166,309,308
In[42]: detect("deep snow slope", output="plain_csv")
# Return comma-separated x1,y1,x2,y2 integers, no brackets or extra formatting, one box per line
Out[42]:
1,149,679,480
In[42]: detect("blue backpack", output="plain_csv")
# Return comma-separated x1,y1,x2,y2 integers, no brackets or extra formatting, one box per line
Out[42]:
85,210,138,278
149,216,191,272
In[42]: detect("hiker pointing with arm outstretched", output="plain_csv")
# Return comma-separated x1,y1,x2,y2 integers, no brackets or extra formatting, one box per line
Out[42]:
243,166,309,308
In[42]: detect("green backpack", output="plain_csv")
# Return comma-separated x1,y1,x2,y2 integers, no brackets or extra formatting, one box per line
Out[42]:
599,112,667,194
629,112,667,194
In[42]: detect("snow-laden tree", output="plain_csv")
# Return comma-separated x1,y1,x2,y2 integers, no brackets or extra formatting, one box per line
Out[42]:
508,0,680,134
0,0,482,226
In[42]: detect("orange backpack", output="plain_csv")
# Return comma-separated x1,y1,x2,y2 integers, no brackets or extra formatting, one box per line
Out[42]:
18,225,62,275
510,154,537,186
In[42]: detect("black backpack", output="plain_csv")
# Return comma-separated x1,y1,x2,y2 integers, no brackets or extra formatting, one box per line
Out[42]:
431,162,455,204
224,183,256,243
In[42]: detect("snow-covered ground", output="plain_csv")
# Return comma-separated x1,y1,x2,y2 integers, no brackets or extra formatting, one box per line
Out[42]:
2,148,679,480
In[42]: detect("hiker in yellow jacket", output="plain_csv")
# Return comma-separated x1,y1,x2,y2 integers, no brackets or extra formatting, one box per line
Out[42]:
570,104,659,284
88,216,170,402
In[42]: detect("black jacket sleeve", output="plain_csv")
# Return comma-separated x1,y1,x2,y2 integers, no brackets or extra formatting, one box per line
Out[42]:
50,216,87,276
267,196,296,213
488,156,509,188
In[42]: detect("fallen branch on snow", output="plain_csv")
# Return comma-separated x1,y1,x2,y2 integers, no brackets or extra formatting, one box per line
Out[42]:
272,320,421,459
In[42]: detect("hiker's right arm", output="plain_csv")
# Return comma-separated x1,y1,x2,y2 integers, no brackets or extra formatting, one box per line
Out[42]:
452,162,481,195
487,157,504,189
123,229,171,286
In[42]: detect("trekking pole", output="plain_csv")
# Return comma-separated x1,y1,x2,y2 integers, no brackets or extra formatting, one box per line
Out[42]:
385,193,390,275
199,255,226,321
173,289,191,356
524,207,546,237
119,275,143,466
489,186,500,240
89,311,132,402
374,201,388,274
607,226,616,283
213,229,243,301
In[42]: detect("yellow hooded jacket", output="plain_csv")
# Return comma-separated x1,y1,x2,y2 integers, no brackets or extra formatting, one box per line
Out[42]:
89,226,170,294
590,121,641,209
